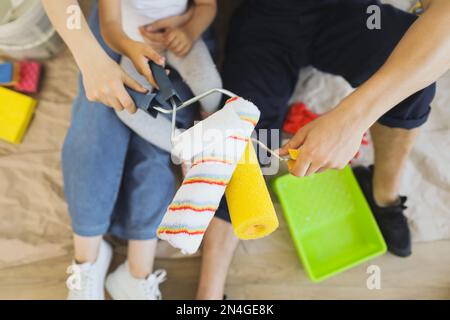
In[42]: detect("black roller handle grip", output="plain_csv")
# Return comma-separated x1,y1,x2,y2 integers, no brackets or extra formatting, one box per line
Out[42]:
127,88,158,118
149,61,182,106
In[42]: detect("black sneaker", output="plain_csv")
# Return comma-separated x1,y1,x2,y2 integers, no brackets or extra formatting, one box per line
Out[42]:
353,165,412,257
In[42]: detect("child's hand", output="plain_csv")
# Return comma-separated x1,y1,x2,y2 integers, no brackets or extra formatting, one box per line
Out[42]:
122,40,166,88
181,160,191,178
138,27,167,53
139,7,195,54
141,6,194,32
200,110,212,119
164,28,193,57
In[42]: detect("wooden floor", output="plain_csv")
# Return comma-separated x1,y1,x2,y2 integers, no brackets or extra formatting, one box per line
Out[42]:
1,238,449,300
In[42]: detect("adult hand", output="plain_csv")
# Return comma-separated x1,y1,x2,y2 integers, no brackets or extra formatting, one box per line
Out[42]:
42,0,152,114
79,54,147,113
278,106,366,177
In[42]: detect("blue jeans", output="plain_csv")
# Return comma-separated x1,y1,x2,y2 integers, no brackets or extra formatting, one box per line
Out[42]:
62,3,216,240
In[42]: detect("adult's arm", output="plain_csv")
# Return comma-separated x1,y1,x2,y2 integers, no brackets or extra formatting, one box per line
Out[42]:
42,0,147,113
280,0,450,177
98,0,165,88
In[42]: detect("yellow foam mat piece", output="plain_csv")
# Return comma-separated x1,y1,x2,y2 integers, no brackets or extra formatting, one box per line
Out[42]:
0,87,36,144
225,142,279,240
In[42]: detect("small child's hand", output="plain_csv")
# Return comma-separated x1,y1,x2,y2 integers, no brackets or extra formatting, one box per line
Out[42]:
122,40,166,88
200,110,212,119
181,160,191,178
164,28,193,57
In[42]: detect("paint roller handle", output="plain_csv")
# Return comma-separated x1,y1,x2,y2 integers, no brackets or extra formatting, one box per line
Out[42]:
126,88,158,117
125,62,182,117
149,61,182,106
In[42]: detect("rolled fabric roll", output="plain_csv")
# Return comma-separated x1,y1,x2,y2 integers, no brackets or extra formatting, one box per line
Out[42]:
225,142,279,240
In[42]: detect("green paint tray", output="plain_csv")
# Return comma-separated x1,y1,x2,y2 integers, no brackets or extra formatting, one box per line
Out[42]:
271,166,386,282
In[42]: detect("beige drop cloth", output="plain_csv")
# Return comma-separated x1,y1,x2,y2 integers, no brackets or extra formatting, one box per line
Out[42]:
0,0,448,270
0,49,76,268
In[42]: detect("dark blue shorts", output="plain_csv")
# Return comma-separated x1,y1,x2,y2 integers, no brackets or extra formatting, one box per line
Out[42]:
215,0,436,222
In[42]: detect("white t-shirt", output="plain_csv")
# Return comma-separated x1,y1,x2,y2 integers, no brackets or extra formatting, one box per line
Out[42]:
122,0,189,41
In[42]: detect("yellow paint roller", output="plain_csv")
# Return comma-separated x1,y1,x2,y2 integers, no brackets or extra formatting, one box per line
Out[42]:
225,142,279,240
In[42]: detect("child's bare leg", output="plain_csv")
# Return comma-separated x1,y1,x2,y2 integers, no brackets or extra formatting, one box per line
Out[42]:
73,234,102,263
127,239,157,279
196,218,239,300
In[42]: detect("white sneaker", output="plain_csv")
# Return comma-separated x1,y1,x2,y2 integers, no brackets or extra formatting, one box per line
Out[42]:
105,262,167,300
66,239,113,300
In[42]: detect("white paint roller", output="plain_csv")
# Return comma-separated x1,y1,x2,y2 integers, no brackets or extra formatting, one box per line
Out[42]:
171,106,247,161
